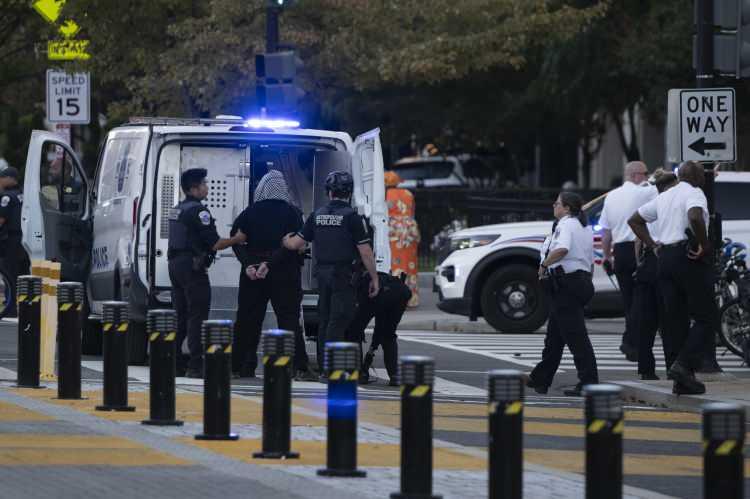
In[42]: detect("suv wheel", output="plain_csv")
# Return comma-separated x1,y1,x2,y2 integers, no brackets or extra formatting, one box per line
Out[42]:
480,265,548,333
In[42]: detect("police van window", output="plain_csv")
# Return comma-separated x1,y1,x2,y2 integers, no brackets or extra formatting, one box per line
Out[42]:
97,138,143,202
715,183,750,221
39,142,85,215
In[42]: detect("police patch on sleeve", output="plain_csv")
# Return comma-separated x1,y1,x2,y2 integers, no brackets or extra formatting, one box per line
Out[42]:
0,196,9,208
198,210,211,226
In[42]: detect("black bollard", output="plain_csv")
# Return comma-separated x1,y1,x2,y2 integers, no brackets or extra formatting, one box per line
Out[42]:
487,369,523,499
96,301,135,412
253,329,299,459
195,319,238,440
16,276,42,388
584,384,623,499
317,342,366,477
56,282,84,399
703,402,745,499
142,309,183,426
391,356,441,499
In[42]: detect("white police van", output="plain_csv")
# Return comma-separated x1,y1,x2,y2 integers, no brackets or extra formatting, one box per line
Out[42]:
434,172,750,333
21,117,390,362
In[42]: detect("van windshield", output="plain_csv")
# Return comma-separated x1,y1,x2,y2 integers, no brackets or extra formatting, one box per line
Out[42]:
391,161,455,180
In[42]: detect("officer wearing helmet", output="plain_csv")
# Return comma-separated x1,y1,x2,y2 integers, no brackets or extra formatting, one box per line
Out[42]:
168,168,245,377
284,170,380,376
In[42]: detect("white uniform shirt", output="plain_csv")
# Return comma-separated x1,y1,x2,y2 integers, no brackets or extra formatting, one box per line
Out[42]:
598,181,657,243
547,216,594,273
637,181,709,245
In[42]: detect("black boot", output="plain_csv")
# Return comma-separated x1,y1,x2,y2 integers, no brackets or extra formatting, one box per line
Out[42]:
382,337,399,383
360,348,376,384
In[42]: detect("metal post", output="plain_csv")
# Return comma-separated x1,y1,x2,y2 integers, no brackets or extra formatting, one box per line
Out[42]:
96,301,135,411
142,309,183,426
253,329,299,459
696,0,722,373
56,282,84,399
584,384,623,499
317,342,366,477
391,356,441,499
703,402,745,498
487,370,523,499
16,276,42,388
195,319,238,440
266,6,279,53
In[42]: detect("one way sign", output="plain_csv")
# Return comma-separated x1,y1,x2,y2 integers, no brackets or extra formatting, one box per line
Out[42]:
667,88,736,164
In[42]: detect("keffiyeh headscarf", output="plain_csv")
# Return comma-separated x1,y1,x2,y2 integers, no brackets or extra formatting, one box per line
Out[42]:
254,169,292,203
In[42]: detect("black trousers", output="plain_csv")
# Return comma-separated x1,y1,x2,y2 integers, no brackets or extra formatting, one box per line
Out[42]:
316,265,357,369
348,275,411,378
232,264,307,373
169,256,210,371
658,244,718,371
530,272,598,388
0,236,29,317
632,250,674,374
613,241,637,348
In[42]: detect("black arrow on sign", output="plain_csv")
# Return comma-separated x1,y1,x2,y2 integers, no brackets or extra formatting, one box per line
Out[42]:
688,137,726,155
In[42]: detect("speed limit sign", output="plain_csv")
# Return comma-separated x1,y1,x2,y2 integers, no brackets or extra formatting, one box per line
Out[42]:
46,69,90,124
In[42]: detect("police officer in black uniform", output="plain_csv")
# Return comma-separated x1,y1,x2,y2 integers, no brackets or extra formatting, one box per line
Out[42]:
0,167,29,318
283,171,380,375
350,271,411,386
168,168,244,378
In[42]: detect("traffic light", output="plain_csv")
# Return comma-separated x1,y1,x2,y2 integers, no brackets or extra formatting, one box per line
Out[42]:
694,0,750,78
255,51,304,113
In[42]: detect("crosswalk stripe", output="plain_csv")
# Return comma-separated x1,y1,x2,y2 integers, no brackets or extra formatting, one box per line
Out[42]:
399,332,747,371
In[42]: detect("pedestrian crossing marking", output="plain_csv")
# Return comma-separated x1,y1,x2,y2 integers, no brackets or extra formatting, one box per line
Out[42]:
399,332,748,371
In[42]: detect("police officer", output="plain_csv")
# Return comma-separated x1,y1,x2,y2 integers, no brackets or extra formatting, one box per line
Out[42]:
230,170,317,381
599,161,657,362
527,192,598,396
628,161,716,395
283,171,379,375
168,168,244,378
350,271,411,386
0,167,29,318
629,169,678,380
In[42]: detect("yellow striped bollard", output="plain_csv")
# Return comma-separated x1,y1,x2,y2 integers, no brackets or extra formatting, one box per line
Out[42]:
584,384,623,499
488,369,523,499
253,329,299,459
142,309,183,426
16,275,42,388
195,320,237,440
56,282,84,399
96,301,135,411
702,402,744,498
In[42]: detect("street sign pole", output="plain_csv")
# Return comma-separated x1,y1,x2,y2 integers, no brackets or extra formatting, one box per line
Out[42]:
695,0,722,374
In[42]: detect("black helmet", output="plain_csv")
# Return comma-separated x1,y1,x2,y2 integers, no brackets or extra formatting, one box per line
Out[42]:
325,170,353,195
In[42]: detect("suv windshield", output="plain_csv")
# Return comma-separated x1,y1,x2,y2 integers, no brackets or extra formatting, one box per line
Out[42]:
392,161,454,180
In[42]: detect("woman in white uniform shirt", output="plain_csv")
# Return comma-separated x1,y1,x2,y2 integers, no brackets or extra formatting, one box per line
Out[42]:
528,192,599,397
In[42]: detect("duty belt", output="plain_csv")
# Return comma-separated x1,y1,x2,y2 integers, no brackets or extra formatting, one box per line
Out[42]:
662,240,687,248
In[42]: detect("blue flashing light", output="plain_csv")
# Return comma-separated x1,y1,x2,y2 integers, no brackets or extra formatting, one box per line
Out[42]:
327,381,357,420
594,224,602,232
246,118,300,129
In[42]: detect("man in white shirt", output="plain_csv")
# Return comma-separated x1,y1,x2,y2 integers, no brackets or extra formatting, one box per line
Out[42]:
599,161,657,361
628,161,716,395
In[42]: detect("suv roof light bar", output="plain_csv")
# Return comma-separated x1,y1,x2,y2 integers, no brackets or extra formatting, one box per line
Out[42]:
125,116,247,127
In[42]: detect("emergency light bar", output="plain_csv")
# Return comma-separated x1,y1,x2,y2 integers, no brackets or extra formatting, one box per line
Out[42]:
245,118,300,129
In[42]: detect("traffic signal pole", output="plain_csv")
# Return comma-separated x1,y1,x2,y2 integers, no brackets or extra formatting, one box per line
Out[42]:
266,6,279,54
695,0,723,374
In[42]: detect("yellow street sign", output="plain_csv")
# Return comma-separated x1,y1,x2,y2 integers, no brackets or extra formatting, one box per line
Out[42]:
59,20,80,38
48,40,91,61
33,0,64,24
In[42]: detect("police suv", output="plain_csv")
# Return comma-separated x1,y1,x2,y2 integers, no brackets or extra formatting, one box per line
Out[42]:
21,117,390,362
434,172,750,333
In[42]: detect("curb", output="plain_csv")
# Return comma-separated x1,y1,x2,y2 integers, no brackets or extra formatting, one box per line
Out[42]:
613,380,750,415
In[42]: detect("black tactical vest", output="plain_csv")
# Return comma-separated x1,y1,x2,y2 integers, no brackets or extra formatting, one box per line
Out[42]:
314,202,359,265
168,199,203,253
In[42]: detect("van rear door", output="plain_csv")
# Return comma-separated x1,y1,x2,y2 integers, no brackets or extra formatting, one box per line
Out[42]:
21,130,92,282
352,128,390,272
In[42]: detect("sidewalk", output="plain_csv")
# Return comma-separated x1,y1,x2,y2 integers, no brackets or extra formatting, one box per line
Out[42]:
0,381,671,499
613,374,750,414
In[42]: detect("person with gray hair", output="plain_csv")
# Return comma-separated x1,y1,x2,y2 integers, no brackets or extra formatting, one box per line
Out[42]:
599,161,657,362
628,161,717,395
230,169,317,381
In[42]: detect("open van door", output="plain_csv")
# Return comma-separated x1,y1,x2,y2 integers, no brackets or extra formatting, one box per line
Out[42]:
22,130,92,283
352,128,391,272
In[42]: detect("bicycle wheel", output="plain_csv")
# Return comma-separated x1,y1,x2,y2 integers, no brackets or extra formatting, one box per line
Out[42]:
0,269,11,320
718,298,750,357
